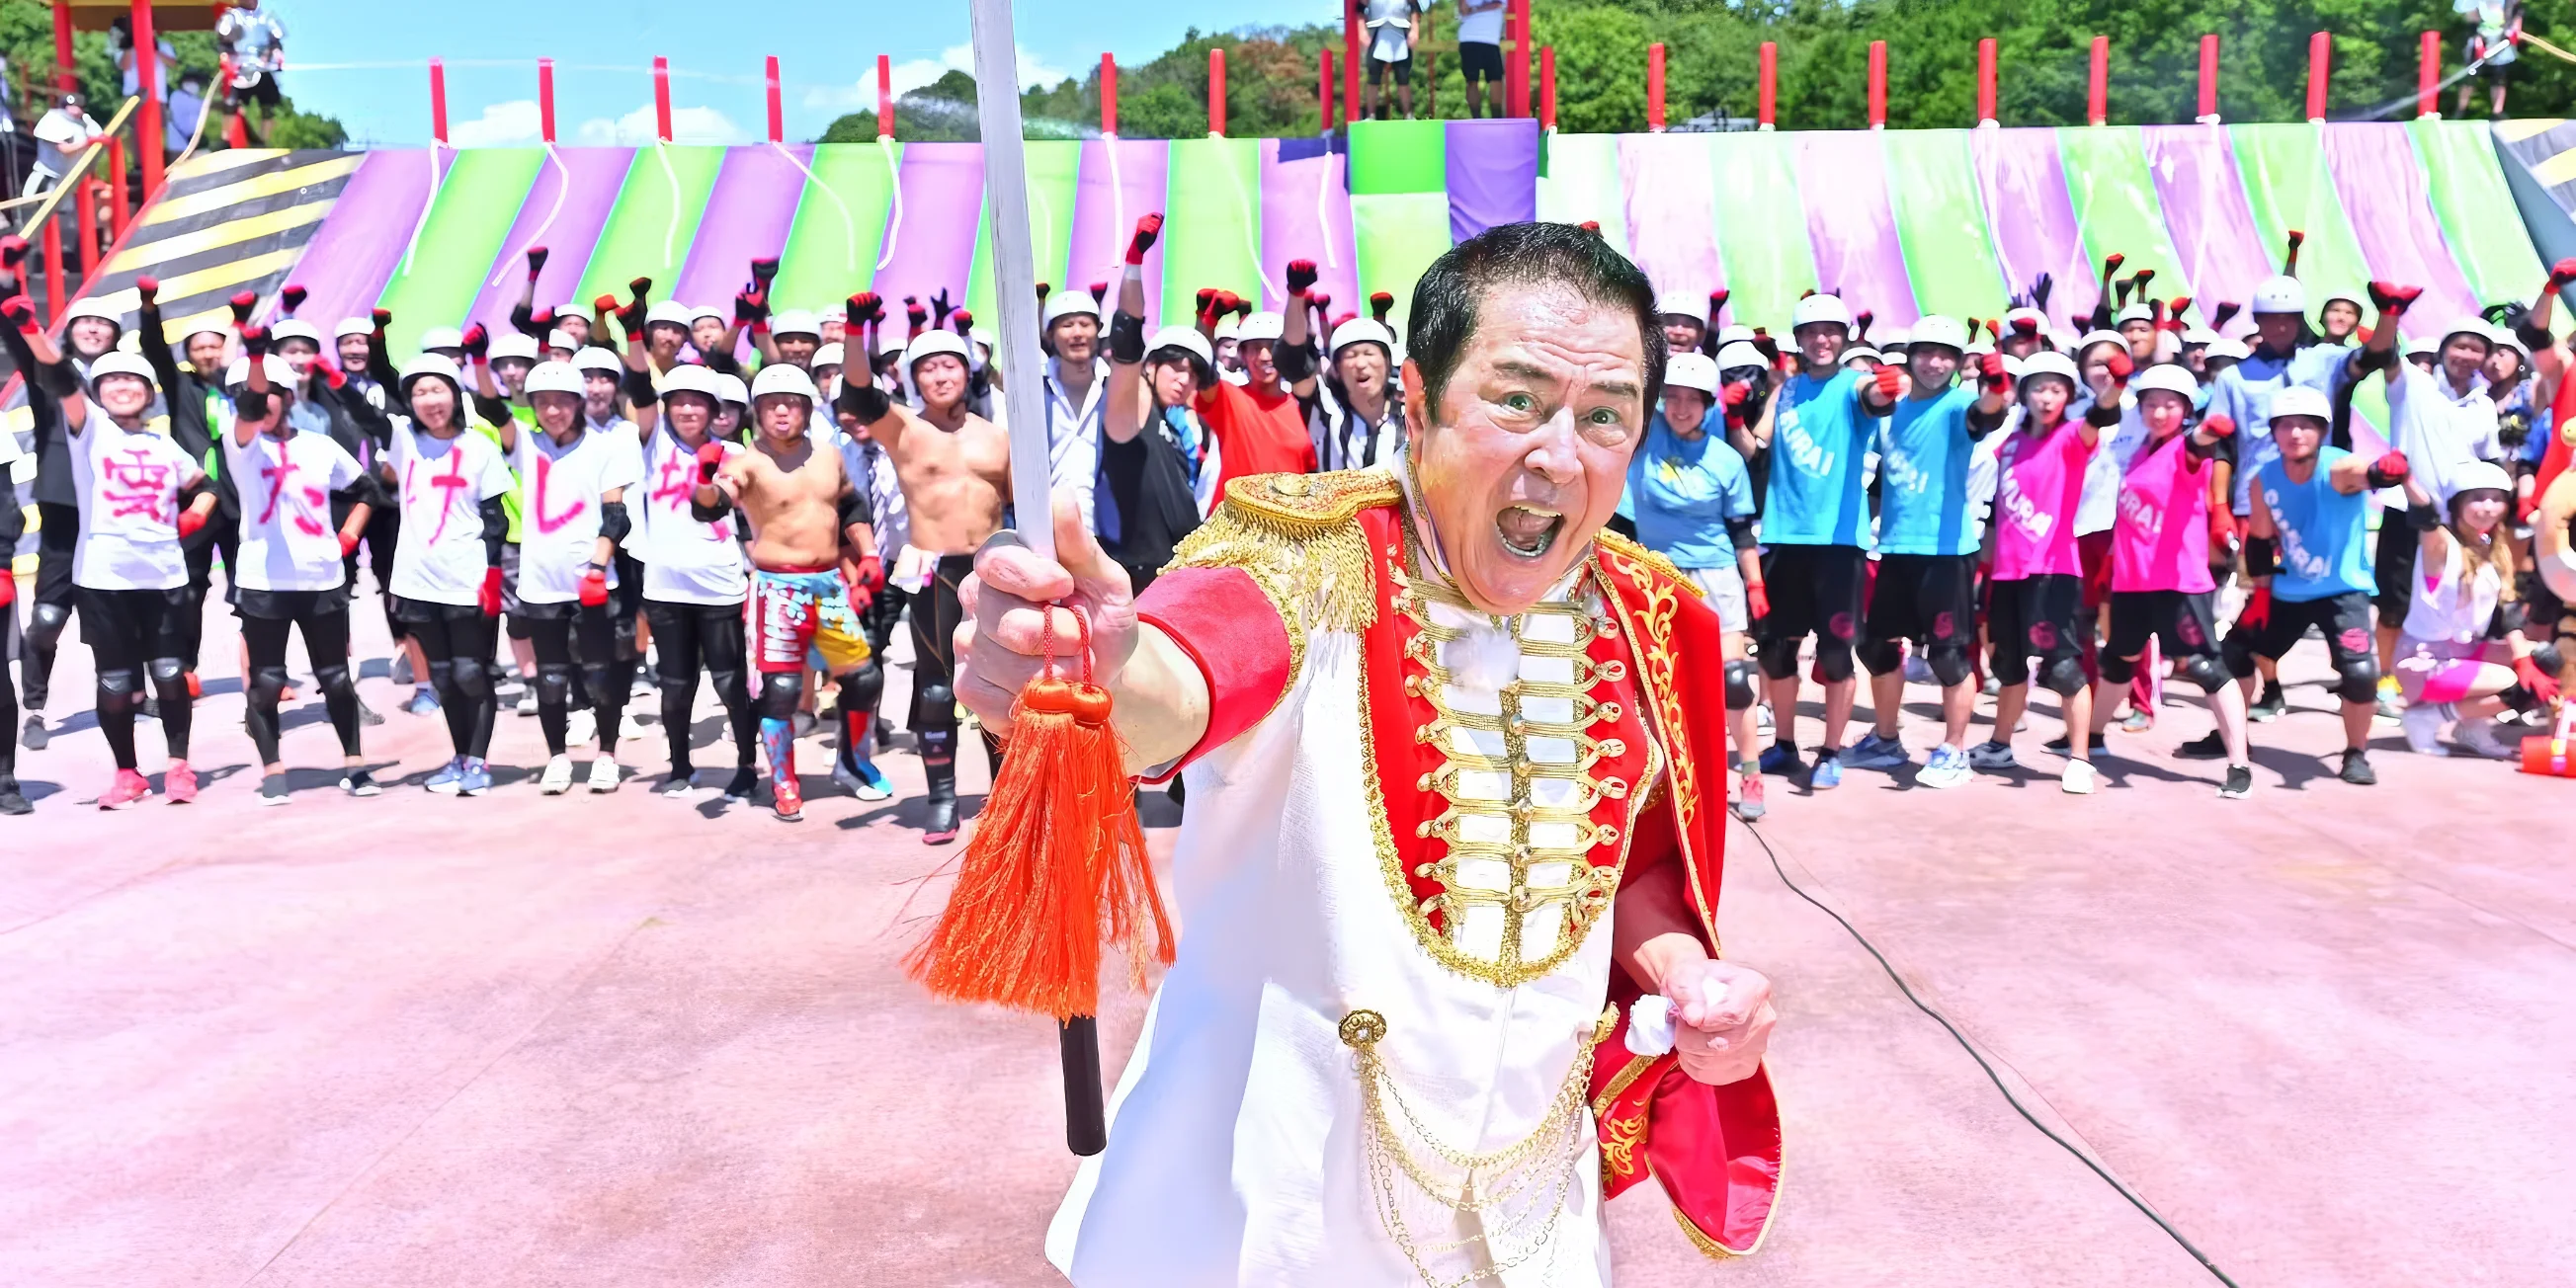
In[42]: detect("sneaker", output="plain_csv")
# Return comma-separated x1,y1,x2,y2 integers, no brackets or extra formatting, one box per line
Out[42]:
404,685,442,717
99,768,152,810
2118,707,2153,734
390,651,415,686
619,712,648,744
773,773,804,822
2250,681,2287,722
1915,744,1973,790
1965,740,2018,771
2374,675,2402,721
0,777,30,816
342,768,380,797
1756,741,1804,776
2452,719,2520,761
832,757,894,801
539,754,576,795
259,772,291,806
515,690,540,717
565,708,597,750
164,761,199,805
722,765,759,801
457,760,493,796
2338,748,2376,785
1753,702,1775,733
2174,729,2226,760
2041,732,2111,755
1981,676,2002,696
921,793,958,844
1732,770,1767,822
358,697,385,728
1807,751,1844,790
425,758,466,794
587,757,622,792
1842,732,1909,771
656,768,696,797
23,713,48,750
791,710,817,739
2061,760,2098,794
2400,703,2451,756
1903,656,1937,684
2218,764,2253,799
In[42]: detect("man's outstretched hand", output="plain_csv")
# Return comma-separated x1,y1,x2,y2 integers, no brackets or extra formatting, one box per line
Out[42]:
1663,958,1778,1087
956,492,1139,733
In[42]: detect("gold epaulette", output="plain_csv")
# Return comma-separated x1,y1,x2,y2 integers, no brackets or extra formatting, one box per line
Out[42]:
1595,529,1705,600
1163,469,1399,649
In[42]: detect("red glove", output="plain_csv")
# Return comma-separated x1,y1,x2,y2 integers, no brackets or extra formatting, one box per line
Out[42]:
241,324,272,359
0,295,36,333
930,287,955,325
313,356,347,389
526,245,550,279
2199,413,2236,440
1745,580,1771,621
2367,450,2411,489
578,565,611,607
2206,508,2238,555
280,283,307,315
2130,269,2155,294
2101,347,2134,381
0,569,13,607
1087,281,1108,304
530,306,556,332
338,526,363,558
593,292,622,314
849,554,884,614
0,234,27,272
2516,655,2562,705
628,276,653,301
1035,281,1051,306
479,566,505,617
135,275,159,305
1308,290,1331,314
2102,252,2125,277
1229,294,1253,321
1127,212,1163,265
176,508,206,540
734,290,763,324
228,290,258,328
1285,258,1317,296
904,296,928,333
2010,314,2040,337
2238,585,2273,633
2168,294,2194,325
1369,290,1394,322
459,323,489,362
696,439,726,482
372,306,393,332
1978,350,2010,394
750,256,780,284
1719,380,1751,425
950,308,973,335
2366,281,2423,314
1708,288,1730,318
1872,362,1902,401
2549,258,2576,290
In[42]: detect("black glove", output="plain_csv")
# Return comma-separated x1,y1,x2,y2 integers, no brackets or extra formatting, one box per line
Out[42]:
834,375,891,425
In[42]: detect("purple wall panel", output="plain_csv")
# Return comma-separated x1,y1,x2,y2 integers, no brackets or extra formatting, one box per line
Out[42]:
462,147,634,333
670,145,812,317
287,150,437,334
1263,137,1360,327
1617,131,1726,301
2140,125,2274,331
2322,123,2480,324
1068,138,1170,330
868,143,985,318
1446,118,1538,244
1971,128,2097,329
1794,131,1918,325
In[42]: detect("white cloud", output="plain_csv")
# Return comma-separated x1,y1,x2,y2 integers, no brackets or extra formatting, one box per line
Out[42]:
801,42,1073,114
573,104,751,148
450,100,542,148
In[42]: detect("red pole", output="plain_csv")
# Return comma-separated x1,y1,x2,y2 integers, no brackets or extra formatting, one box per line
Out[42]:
1976,38,1997,125
2419,31,2440,119
1344,3,1362,125
50,0,74,93
765,55,783,143
108,136,127,237
43,218,64,324
429,57,450,145
653,56,673,142
2198,35,2219,121
2087,36,2108,125
1647,43,1667,131
1758,41,1778,129
2306,31,2330,121
1208,47,1226,136
1318,49,1332,132
221,54,247,149
877,54,893,137
133,0,163,198
1540,44,1556,130
1510,0,1533,118
1105,53,1121,135
538,57,556,144
1868,40,1887,128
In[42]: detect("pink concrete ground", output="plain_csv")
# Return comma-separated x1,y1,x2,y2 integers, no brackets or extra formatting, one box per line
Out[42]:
2,607,2570,1286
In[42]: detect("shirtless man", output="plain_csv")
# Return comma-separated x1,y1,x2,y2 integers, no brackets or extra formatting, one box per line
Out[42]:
830,324,1010,845
695,363,882,823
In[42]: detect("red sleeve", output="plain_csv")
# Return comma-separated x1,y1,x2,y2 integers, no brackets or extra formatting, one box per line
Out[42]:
1132,564,1292,782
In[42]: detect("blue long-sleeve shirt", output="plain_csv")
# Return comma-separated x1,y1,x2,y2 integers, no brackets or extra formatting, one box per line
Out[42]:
2203,343,2354,516
1626,412,1755,570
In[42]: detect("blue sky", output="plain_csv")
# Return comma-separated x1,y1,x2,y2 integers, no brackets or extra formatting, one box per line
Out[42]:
264,1,1313,147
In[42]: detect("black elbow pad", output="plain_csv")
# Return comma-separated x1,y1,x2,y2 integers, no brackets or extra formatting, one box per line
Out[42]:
833,376,890,425
2245,534,2278,579
2356,347,2396,376
690,495,730,523
598,500,630,544
2084,399,2123,429
1108,311,1145,364
1965,404,2007,438
835,486,871,532
479,495,510,561
1726,516,1758,551
621,366,657,407
38,360,81,399
1276,341,1316,384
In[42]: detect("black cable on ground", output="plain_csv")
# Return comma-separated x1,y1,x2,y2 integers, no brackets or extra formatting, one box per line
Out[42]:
1736,820,2243,1288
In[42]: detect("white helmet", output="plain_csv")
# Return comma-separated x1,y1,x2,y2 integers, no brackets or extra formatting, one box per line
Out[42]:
644,301,695,331
688,303,728,327
2074,328,2128,356
2268,385,2332,424
222,354,298,388
571,346,623,374
1236,310,1286,344
488,331,540,363
1146,325,1214,370
2017,352,2080,386
713,372,750,407
810,341,845,370
1840,346,1882,366
334,316,374,341
1656,291,1706,321
1212,316,1242,343
2001,306,2048,335
771,309,821,341
1906,314,1968,353
2203,337,2250,362
2128,362,2201,400
657,362,723,403
2403,333,2440,359
399,351,464,393
2448,459,2514,499
1714,340,1766,371
417,325,464,353
2439,317,2496,350
874,327,908,357
521,360,585,398
546,328,578,354
64,297,122,330
88,351,158,386
1715,323,1757,348
1790,292,1853,331
750,362,818,403
1043,289,1101,326
269,318,323,348
2112,303,2154,328
2250,275,2305,316
1663,351,1720,396
905,329,972,371
1328,317,1395,357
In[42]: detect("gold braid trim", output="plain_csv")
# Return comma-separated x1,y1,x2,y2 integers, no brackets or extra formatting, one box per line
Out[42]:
1595,529,1704,600
1162,469,1396,695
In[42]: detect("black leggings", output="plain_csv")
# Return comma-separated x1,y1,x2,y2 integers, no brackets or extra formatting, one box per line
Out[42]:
345,503,404,643
908,554,1000,776
76,586,193,770
405,603,499,760
643,599,756,773
23,501,78,709
525,603,630,756
240,593,360,767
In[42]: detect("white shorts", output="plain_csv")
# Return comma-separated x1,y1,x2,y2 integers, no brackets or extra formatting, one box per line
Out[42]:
1685,563,1749,633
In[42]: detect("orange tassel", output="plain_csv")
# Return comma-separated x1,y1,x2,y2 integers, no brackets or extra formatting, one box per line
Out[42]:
905,605,1175,1020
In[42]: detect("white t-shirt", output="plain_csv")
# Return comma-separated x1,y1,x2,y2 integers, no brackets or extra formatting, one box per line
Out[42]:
389,422,514,606
1456,0,1506,45
222,429,364,593
2381,362,2501,507
72,425,203,592
510,426,643,604
635,427,749,605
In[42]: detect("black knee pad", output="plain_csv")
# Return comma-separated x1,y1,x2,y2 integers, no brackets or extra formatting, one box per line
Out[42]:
1723,659,1757,711
147,657,188,696
1925,643,1973,688
451,656,493,702
838,660,883,713
757,671,803,722
1753,644,1797,683
579,663,619,709
250,664,291,707
913,681,957,732
706,667,749,710
2038,654,2089,697
2220,630,2258,681
313,663,355,699
96,668,142,713
427,659,458,696
2099,651,2138,687
25,602,70,649
536,662,576,708
1813,640,1856,685
2332,654,2378,704
1854,637,1903,678
2177,653,2228,695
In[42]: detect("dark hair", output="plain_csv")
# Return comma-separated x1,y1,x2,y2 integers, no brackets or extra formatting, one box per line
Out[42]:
1147,345,1213,392
1406,221,1665,423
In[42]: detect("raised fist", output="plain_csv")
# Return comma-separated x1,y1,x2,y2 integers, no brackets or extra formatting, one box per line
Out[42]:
2101,348,2133,381
459,323,489,362
2550,258,2576,290
527,245,550,277
1286,258,1317,296
135,275,159,304
1979,350,2010,391
229,290,258,326
696,439,726,481
1369,290,1394,321
2199,413,2236,440
1708,288,1730,317
2366,281,2423,314
373,307,393,330
1128,212,1164,263
1872,362,1902,400
750,256,779,283
2102,252,2125,277
628,276,654,300
241,324,272,359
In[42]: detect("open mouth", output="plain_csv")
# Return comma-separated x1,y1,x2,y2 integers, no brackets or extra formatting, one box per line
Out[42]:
1494,505,1564,559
